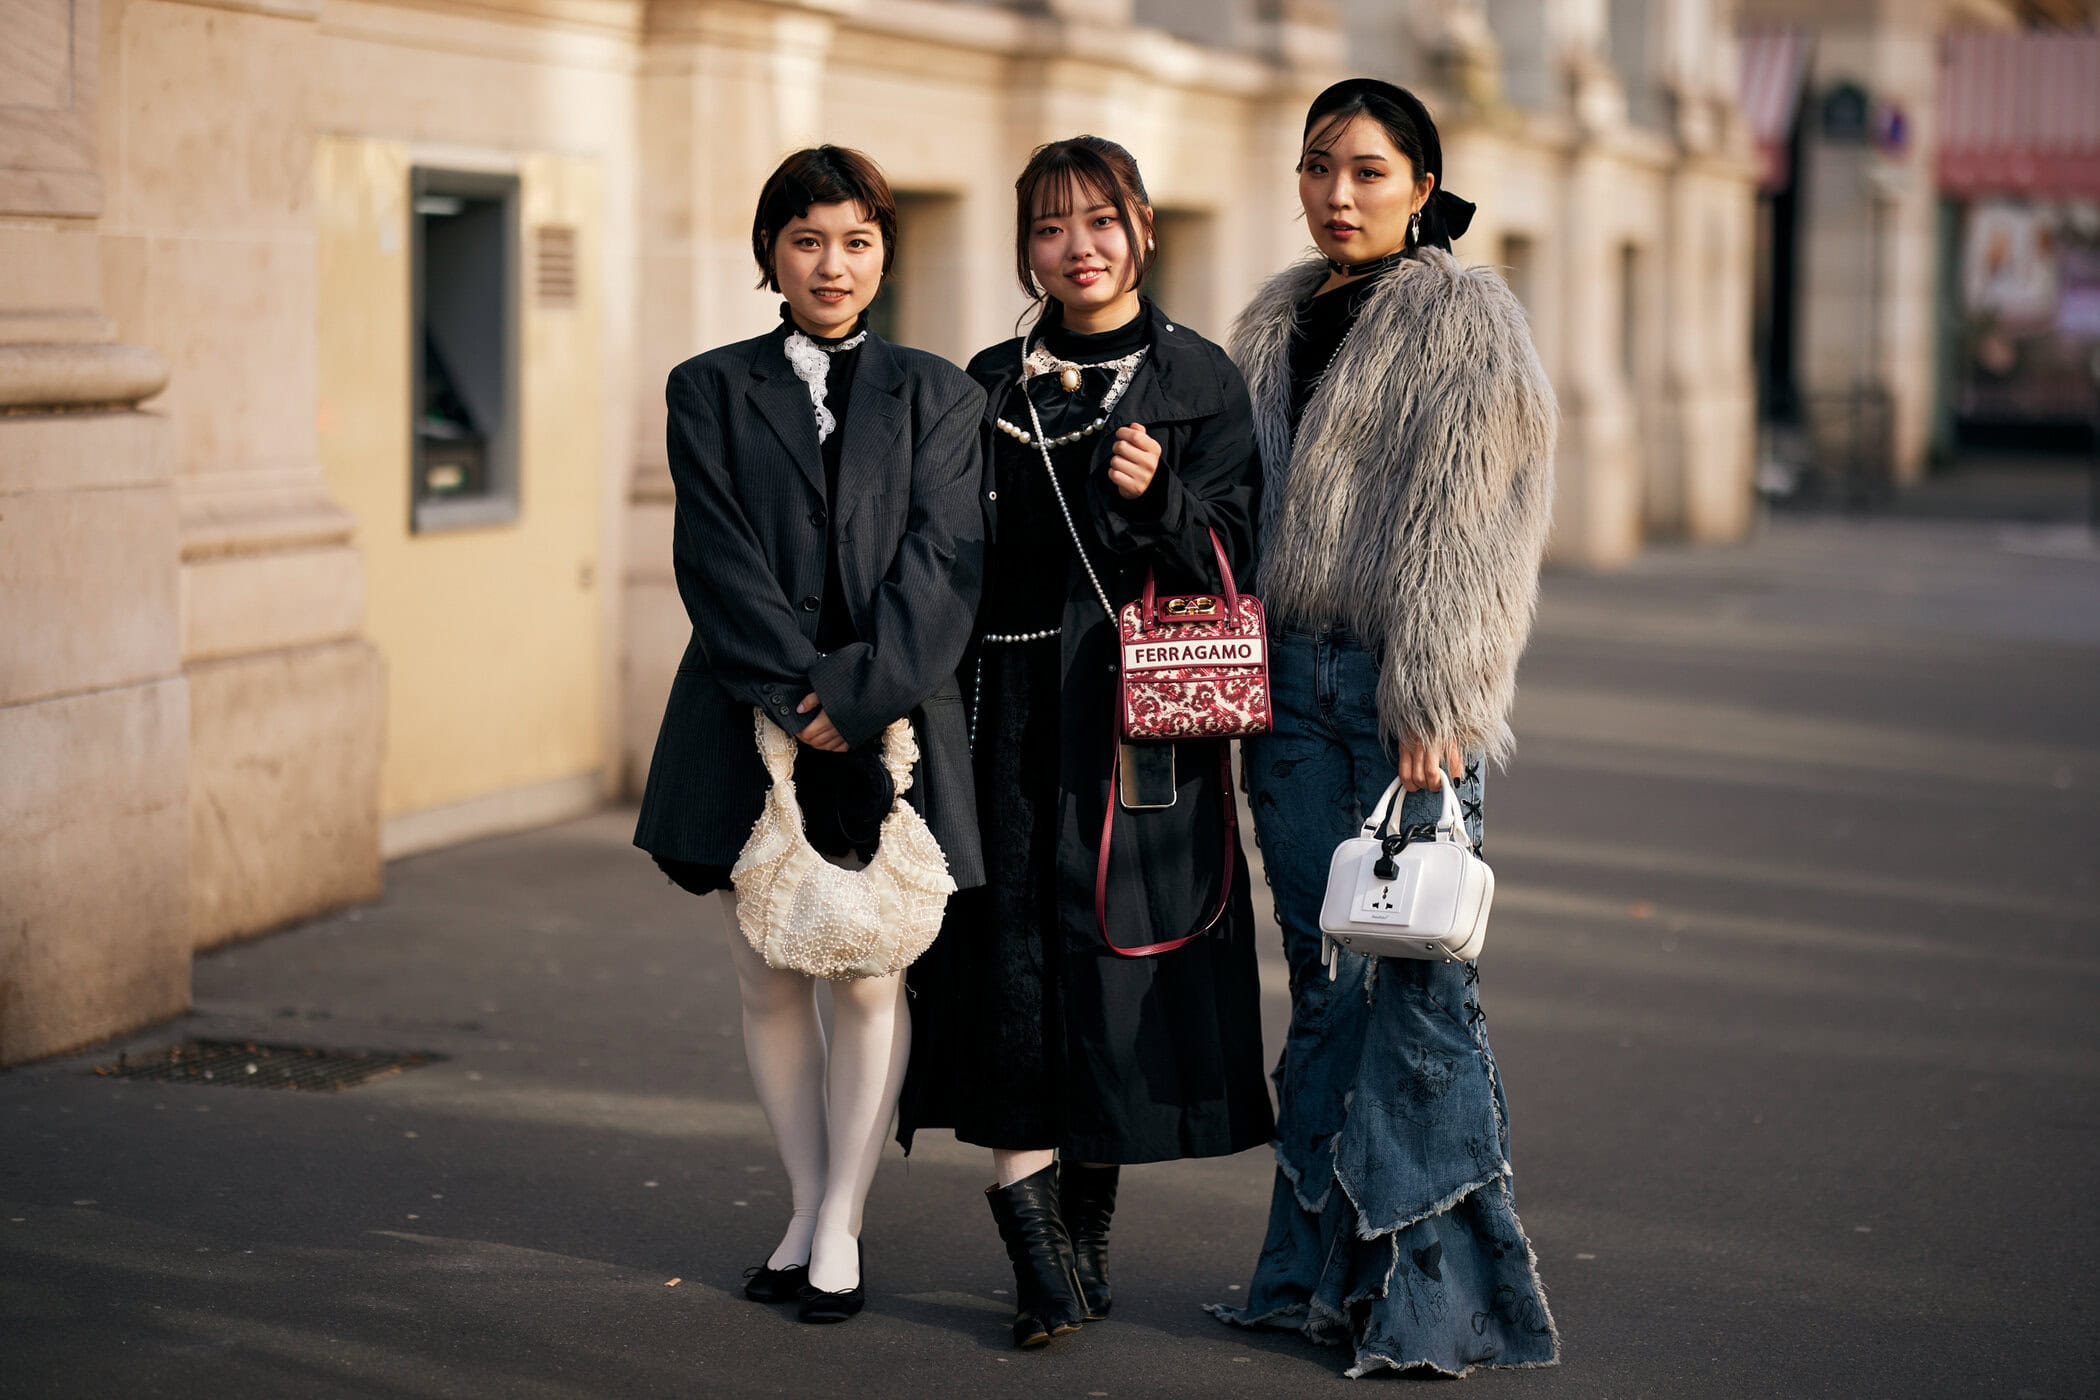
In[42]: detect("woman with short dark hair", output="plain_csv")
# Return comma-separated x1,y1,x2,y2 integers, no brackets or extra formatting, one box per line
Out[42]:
898,135,1273,1351
1207,81,1562,1376
634,144,986,1325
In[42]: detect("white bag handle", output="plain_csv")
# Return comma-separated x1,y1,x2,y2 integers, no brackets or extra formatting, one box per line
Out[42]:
754,710,918,795
1359,777,1472,851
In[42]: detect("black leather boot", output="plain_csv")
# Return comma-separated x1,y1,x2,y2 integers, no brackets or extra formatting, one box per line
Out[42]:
1059,1162,1118,1320
985,1165,1087,1348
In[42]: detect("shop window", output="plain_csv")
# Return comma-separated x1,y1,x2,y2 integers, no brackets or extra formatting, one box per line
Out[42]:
412,168,520,532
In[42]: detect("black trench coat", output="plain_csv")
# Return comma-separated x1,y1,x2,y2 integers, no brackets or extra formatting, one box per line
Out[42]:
900,301,1275,1165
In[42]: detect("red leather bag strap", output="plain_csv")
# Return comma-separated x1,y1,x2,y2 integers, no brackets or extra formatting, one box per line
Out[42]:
1137,527,1240,630
1206,527,1241,615
1094,743,1239,958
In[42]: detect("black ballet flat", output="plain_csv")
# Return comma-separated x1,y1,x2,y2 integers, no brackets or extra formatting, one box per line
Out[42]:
796,1243,865,1324
742,1262,807,1304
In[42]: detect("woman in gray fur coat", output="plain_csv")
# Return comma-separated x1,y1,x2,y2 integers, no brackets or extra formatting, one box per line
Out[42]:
1207,80,1561,1376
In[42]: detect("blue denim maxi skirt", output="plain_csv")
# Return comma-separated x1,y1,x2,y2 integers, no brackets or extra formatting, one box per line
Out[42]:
1209,627,1559,1377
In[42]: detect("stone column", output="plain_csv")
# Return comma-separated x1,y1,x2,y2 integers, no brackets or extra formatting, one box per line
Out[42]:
1649,0,1759,543
96,0,382,947
1794,16,1939,485
0,0,188,1064
1548,4,1645,568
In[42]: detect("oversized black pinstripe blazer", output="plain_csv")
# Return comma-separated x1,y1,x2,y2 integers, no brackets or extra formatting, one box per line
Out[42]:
633,320,988,888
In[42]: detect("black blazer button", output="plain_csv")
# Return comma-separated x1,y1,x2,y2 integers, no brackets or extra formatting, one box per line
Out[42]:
801,596,820,612
810,508,828,527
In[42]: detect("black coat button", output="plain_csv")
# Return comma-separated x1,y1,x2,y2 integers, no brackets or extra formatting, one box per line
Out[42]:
801,596,820,612
810,508,828,527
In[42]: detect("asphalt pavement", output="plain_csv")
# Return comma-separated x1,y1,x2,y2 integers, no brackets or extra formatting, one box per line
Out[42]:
5,514,2097,1399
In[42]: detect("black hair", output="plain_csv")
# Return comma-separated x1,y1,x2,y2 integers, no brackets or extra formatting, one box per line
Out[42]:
1301,79,1472,252
1012,135,1155,314
750,145,899,291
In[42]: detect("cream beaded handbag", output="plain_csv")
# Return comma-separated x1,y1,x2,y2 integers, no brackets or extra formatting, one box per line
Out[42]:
729,709,956,981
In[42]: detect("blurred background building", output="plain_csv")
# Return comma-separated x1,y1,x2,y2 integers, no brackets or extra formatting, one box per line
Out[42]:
3,0,2088,1066
1738,0,2100,493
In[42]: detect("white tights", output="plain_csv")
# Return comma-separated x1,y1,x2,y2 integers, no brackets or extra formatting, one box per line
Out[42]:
716,891,910,1293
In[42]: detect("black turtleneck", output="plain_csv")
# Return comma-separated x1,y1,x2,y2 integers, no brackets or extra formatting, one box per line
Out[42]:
794,310,868,653
983,305,1154,635
1287,267,1393,436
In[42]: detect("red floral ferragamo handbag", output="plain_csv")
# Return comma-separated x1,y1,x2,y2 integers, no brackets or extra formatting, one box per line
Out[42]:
1097,527,1271,959
1118,527,1272,742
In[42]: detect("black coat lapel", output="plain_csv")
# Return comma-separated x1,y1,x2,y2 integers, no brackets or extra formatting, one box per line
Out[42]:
833,336,906,535
747,330,825,497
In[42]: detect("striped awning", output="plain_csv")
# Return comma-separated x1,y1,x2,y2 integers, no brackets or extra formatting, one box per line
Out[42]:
1939,30,2100,198
1738,30,1811,193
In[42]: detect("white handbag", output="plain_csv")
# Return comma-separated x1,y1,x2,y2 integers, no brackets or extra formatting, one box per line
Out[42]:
1317,778,1493,968
730,709,956,982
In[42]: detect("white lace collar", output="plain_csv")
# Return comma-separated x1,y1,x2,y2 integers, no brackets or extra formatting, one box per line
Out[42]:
783,325,869,443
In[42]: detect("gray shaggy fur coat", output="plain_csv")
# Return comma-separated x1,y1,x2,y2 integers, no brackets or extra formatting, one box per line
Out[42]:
1230,248,1556,764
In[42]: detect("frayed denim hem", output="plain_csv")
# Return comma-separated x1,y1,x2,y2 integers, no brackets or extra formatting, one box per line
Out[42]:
1269,1135,1341,1216
1346,1350,1564,1380
1212,1167,1562,1378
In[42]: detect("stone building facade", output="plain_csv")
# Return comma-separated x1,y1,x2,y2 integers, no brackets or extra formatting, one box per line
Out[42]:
1,0,1757,1065
1737,0,2098,485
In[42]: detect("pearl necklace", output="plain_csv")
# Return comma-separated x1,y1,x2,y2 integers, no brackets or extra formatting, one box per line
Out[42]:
970,333,1146,749
993,343,1149,448
970,627,1061,745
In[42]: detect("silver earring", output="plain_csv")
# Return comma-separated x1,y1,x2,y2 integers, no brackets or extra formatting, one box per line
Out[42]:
1408,211,1421,247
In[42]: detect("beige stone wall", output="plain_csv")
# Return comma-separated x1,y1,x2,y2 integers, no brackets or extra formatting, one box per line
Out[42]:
305,2,640,850
313,137,613,844
0,0,194,1064
92,0,385,951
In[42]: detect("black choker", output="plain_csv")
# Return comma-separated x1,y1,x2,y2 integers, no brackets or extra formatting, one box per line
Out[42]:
779,302,869,348
1324,248,1411,278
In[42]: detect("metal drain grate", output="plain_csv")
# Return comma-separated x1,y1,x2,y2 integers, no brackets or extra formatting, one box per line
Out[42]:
92,1039,440,1092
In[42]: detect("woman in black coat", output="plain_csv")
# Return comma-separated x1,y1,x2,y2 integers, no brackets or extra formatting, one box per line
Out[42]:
633,146,985,1324
898,136,1274,1349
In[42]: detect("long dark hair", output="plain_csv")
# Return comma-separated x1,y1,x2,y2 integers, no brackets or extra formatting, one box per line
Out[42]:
1011,135,1155,321
749,145,899,290
1300,80,1473,253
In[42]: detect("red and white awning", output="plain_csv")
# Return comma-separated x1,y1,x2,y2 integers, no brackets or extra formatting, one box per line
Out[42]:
1739,29,1811,193
1940,30,2100,199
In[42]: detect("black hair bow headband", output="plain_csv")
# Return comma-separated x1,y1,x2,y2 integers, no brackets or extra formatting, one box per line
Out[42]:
1427,186,1476,242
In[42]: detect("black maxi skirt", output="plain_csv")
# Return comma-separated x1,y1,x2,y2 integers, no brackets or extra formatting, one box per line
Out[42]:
898,640,1274,1164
